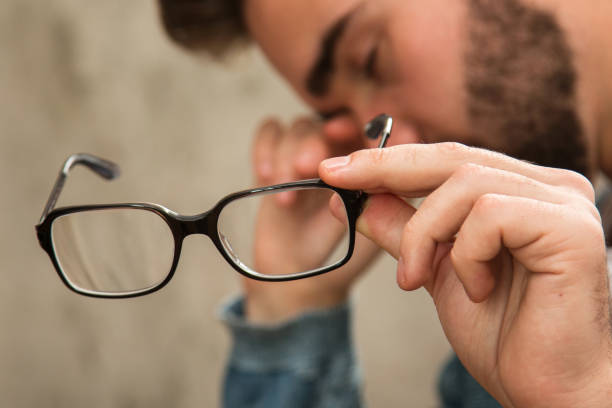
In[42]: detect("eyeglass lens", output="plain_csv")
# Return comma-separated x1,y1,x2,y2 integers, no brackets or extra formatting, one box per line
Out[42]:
51,208,175,294
217,186,350,278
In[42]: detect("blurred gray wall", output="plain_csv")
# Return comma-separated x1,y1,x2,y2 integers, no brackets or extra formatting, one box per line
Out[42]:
0,1,450,406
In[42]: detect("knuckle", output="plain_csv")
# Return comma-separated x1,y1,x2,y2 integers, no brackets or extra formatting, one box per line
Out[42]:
553,169,595,202
435,141,470,158
574,198,602,225
386,144,418,167
473,193,504,215
586,214,605,239
360,147,388,167
449,246,467,268
585,211,605,235
571,191,601,217
552,202,603,242
569,207,606,242
452,162,487,183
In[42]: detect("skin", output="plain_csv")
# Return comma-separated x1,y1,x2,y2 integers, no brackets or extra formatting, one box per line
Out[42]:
238,0,612,406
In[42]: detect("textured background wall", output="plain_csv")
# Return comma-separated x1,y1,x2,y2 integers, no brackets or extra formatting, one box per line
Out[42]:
0,1,450,406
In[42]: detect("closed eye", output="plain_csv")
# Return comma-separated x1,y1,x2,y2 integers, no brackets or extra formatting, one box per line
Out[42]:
364,45,379,80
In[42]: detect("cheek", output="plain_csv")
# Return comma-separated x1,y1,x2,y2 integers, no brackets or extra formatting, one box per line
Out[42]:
383,1,471,140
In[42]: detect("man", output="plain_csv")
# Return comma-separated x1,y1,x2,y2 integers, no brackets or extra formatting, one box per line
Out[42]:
158,0,612,406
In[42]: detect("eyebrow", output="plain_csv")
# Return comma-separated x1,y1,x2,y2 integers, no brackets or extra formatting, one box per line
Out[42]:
305,9,357,97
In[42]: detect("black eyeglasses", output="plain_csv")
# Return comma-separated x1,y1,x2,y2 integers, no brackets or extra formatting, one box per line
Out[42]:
35,114,393,298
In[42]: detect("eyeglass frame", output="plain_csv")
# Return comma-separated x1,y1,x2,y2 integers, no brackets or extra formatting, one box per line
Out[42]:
35,114,393,298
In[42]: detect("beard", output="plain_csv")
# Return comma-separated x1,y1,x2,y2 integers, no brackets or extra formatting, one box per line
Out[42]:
465,0,589,177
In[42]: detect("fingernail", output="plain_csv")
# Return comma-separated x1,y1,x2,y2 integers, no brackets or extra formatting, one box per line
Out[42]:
321,155,350,170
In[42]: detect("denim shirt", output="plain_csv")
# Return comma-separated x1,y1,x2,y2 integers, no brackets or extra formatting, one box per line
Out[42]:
219,297,500,408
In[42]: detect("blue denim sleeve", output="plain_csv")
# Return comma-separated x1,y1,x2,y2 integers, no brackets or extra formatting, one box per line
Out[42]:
218,296,363,408
438,354,501,408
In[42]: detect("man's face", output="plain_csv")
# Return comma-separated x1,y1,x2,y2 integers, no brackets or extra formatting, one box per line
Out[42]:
245,0,590,176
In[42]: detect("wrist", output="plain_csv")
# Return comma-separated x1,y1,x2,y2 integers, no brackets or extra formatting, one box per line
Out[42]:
243,280,349,324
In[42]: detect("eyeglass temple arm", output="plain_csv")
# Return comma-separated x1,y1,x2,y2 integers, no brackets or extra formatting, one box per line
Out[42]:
37,116,391,223
364,114,393,148
39,153,120,223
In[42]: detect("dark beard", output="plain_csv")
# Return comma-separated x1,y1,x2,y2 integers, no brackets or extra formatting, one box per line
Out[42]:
466,0,589,177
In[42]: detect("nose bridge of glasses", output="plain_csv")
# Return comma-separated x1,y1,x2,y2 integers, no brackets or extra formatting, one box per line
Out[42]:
176,210,216,239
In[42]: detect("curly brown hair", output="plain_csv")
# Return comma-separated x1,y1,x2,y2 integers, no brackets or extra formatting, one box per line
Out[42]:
157,0,249,56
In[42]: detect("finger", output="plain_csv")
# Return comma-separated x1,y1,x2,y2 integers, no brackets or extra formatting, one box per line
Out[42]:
275,117,322,178
294,132,330,178
330,193,416,260
399,164,598,294
319,143,595,201
273,118,322,205
252,119,283,185
449,194,605,302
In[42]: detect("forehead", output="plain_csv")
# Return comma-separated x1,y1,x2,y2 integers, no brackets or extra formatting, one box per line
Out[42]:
244,0,360,99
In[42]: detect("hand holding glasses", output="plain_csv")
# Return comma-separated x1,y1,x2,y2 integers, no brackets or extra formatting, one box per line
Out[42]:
35,115,393,298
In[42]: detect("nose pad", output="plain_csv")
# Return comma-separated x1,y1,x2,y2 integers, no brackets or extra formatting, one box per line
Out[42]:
364,114,392,148
364,114,387,139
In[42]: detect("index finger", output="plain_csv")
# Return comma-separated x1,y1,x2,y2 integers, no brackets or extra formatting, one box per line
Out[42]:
319,142,594,200
252,119,283,186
